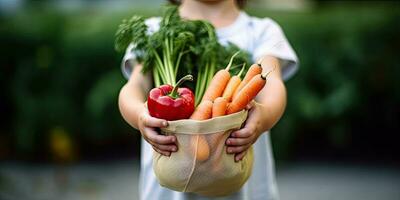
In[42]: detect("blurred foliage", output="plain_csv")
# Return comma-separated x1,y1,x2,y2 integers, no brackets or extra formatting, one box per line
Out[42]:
254,4,400,160
0,3,399,161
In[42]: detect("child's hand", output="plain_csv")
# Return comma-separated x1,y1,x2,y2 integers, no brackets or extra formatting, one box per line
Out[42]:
138,108,178,156
226,101,264,162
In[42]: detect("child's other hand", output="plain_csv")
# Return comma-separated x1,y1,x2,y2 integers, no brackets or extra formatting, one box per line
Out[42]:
226,101,263,162
138,108,178,156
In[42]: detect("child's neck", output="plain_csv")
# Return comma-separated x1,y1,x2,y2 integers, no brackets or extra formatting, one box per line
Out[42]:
179,0,240,29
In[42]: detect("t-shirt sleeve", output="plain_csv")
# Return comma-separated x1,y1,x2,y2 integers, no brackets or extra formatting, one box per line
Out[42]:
120,17,161,80
121,43,136,79
252,18,299,81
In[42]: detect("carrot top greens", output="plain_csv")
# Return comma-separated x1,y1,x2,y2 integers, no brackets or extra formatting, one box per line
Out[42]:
115,5,251,105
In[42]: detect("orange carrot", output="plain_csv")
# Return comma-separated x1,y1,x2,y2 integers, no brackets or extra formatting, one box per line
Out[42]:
201,52,240,102
212,97,228,118
190,100,212,161
190,100,213,120
232,63,262,99
222,63,245,102
194,135,209,162
227,69,274,115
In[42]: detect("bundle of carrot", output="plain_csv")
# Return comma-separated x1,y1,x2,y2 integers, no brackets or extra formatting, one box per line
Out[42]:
190,54,275,161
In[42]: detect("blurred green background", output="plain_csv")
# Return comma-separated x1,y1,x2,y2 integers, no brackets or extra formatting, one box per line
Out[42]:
1,0,399,163
0,0,400,199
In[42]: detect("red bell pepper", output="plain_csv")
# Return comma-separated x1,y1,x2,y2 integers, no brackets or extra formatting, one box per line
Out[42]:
148,75,195,121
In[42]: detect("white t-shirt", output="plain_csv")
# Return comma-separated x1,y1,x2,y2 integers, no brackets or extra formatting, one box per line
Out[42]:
121,12,298,200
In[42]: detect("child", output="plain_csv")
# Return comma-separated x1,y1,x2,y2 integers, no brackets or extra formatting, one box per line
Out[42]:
118,0,298,199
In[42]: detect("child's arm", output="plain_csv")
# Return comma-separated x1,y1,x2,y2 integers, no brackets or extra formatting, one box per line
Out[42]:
226,56,286,161
118,64,178,156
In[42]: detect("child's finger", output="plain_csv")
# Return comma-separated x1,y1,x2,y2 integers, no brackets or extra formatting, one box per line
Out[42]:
152,146,171,157
226,144,251,154
245,100,256,110
144,127,176,145
235,150,248,162
152,143,178,152
142,114,168,128
245,103,253,110
226,137,252,146
231,127,253,138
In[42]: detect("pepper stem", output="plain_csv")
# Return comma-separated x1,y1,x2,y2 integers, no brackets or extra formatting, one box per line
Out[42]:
170,75,193,98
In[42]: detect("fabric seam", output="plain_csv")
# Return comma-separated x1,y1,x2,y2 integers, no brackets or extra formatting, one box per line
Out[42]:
183,135,199,192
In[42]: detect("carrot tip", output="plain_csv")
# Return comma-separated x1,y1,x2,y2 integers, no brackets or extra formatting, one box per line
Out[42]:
257,56,265,65
261,65,277,79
